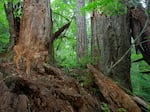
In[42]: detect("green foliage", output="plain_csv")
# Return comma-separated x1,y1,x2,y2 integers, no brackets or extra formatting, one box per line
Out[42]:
146,104,150,112
52,0,77,68
131,49,150,102
2,0,19,4
54,36,77,68
79,73,93,88
100,103,110,112
82,0,127,16
13,4,22,18
78,55,93,68
100,104,126,112
117,108,126,112
0,0,9,52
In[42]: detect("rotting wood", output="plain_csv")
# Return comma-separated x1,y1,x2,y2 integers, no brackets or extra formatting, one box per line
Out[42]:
0,63,101,112
87,64,141,112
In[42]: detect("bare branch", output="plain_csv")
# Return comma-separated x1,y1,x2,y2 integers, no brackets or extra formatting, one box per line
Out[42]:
108,3,150,72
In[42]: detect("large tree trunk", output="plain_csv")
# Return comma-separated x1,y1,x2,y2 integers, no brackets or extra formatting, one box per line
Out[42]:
97,14,132,90
19,0,51,49
13,0,51,76
76,0,88,63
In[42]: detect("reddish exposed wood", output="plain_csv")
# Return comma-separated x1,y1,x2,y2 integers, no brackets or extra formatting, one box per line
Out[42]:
87,64,141,112
0,63,100,112
13,0,51,76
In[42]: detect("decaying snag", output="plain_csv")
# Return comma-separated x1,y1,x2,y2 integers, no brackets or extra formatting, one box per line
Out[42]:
13,0,51,77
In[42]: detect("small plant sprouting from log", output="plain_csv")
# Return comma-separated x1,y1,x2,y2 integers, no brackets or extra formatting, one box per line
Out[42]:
100,102,110,112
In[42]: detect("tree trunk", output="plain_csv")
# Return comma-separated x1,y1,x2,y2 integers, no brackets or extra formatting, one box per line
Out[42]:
19,0,51,49
76,0,88,63
48,7,54,64
90,1,132,90
97,14,132,90
13,0,51,75
91,12,101,65
4,2,17,48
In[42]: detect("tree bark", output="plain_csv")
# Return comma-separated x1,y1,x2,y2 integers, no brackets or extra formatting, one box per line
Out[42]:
76,0,88,63
130,7,150,66
96,13,132,90
13,0,52,75
4,2,17,48
89,0,132,90
47,6,54,63
87,64,141,112
91,12,101,65
19,0,51,50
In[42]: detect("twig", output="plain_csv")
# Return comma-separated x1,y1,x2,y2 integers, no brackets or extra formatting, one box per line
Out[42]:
135,39,150,46
109,3,150,72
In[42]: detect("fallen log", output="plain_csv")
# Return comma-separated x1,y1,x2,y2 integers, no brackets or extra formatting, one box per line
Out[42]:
87,64,141,112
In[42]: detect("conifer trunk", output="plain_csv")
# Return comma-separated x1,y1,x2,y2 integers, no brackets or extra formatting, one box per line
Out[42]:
76,0,88,63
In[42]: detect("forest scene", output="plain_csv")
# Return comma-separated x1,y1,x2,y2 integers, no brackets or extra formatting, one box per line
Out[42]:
0,0,150,111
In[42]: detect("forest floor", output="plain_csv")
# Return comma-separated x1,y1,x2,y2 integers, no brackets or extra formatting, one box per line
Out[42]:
0,61,101,112
0,59,147,112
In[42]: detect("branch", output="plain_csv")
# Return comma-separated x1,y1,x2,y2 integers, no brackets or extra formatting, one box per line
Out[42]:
108,4,150,72
132,96,149,111
51,21,71,42
132,58,144,63
53,12,70,21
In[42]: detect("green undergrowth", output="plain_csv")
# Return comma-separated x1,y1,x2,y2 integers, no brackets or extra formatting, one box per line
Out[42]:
131,53,150,102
